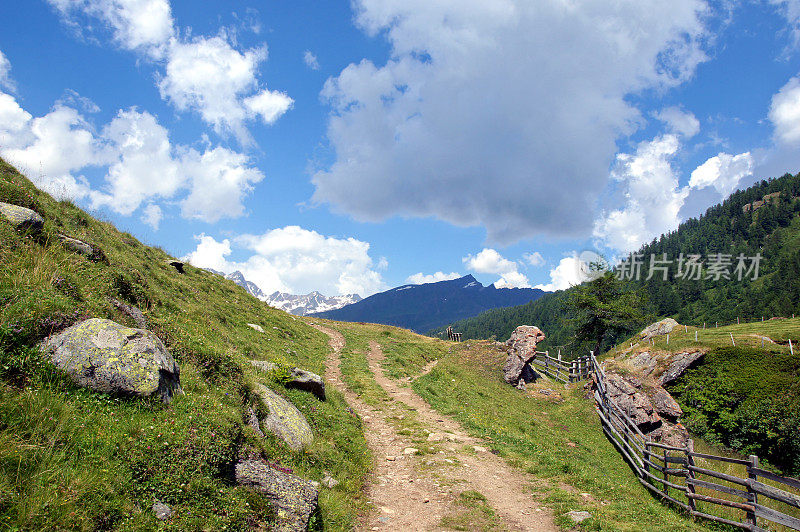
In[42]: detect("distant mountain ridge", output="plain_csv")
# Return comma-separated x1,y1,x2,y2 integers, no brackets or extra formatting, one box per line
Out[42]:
311,274,546,332
206,268,361,315
264,291,362,316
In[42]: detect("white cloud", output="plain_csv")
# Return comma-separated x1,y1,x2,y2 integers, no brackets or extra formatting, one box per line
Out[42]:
769,76,800,146
304,50,320,70
654,106,700,138
0,50,14,91
405,271,461,284
140,203,162,229
48,1,291,141
179,146,264,223
593,135,690,251
771,0,800,44
313,0,708,244
183,228,387,297
689,152,753,197
523,251,545,267
0,79,264,226
48,0,174,58
535,254,584,292
463,248,530,288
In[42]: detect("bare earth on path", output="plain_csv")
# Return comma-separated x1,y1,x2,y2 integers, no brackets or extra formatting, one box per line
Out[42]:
309,322,557,531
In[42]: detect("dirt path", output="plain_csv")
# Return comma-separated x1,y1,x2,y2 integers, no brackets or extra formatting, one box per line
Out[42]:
310,323,557,531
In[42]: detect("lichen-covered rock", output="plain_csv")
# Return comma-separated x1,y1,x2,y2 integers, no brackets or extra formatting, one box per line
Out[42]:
251,360,326,401
255,384,313,451
639,318,679,340
629,351,657,375
58,234,107,263
40,318,181,403
651,388,683,421
235,459,319,532
110,299,147,329
0,202,44,235
503,325,546,385
152,500,173,520
659,351,705,386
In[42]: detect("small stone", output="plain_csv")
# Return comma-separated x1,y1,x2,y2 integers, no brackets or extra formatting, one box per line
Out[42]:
247,323,265,333
566,510,592,523
403,447,419,455
423,498,430,503
386,456,396,461
321,475,339,489
473,445,488,452
566,441,577,448
427,433,444,442
152,500,173,520
166,259,185,273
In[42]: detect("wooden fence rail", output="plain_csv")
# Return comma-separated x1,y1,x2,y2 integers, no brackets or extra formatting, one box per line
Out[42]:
585,351,800,531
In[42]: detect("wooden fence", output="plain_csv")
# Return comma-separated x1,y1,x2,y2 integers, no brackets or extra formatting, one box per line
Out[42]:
446,326,462,342
530,351,592,384
588,352,800,531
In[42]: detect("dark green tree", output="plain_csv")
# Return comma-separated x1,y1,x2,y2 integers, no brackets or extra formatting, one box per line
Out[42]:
566,272,648,354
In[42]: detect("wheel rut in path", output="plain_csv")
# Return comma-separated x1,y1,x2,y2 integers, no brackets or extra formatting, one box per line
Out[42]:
310,323,556,531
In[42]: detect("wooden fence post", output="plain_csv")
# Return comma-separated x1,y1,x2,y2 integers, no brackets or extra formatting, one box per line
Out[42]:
666,333,669,345
663,449,670,494
737,316,740,325
570,359,576,383
695,330,698,342
644,442,651,477
730,333,735,346
686,440,697,513
790,339,794,356
746,455,758,528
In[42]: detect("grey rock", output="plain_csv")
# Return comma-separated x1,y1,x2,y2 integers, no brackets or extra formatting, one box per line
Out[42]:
659,422,690,448
246,406,265,438
566,510,592,523
503,325,546,385
630,351,657,375
235,459,319,532
604,373,661,431
651,388,683,421
639,318,679,340
39,318,181,403
321,473,339,489
57,234,107,263
254,384,313,451
247,323,265,333
251,360,326,401
0,202,44,235
110,299,147,329
152,500,173,520
659,351,705,386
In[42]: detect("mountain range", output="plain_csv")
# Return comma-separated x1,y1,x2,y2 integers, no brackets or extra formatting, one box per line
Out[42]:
206,268,361,316
311,274,546,332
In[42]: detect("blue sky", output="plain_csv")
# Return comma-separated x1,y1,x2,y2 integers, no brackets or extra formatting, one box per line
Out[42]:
1,0,800,297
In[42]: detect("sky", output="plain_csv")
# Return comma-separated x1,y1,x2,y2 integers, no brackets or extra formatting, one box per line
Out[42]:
1,0,800,298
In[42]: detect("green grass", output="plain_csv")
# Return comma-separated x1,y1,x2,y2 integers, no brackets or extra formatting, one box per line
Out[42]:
0,159,370,530
439,490,504,531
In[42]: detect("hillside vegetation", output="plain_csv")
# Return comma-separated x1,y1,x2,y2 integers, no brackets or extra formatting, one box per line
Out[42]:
432,171,800,351
0,159,370,530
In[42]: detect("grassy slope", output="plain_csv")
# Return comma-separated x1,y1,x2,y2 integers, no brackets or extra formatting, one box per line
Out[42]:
317,320,716,531
0,160,369,530
605,319,800,475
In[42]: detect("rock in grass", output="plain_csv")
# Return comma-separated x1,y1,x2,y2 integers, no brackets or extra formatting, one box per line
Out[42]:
254,384,313,451
639,318,679,340
659,351,705,386
247,323,265,333
57,233,108,263
0,202,44,235
251,360,326,400
152,500,173,520
235,459,319,532
39,318,181,403
165,259,184,273
566,510,592,523
503,325,546,385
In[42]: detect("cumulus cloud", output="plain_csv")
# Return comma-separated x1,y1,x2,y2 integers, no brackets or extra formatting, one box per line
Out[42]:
48,0,174,58
183,228,387,297
48,0,291,141
313,0,708,244
303,50,320,70
463,248,530,288
405,271,461,284
535,254,584,292
654,106,700,138
524,251,545,267
769,77,800,146
0,50,14,91
0,80,264,225
593,135,690,251
689,152,753,197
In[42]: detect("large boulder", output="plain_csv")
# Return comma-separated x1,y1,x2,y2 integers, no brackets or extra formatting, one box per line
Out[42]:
254,384,313,451
0,202,44,235
659,351,705,386
639,318,679,340
651,388,683,421
235,459,319,532
39,318,181,403
251,360,326,400
503,325,546,385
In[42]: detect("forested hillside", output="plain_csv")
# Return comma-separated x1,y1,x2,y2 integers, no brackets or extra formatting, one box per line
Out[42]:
432,172,800,349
